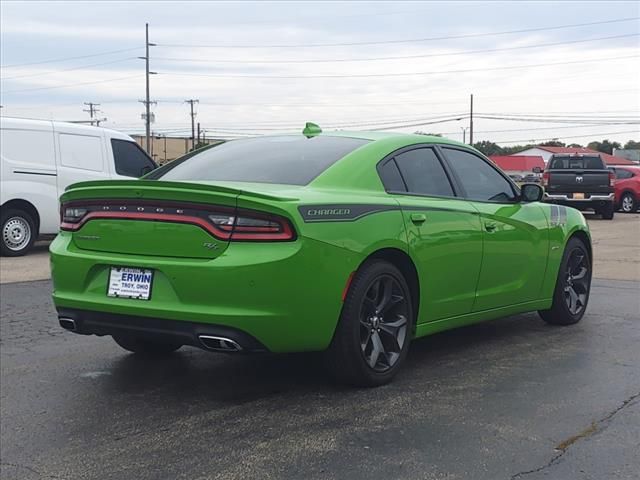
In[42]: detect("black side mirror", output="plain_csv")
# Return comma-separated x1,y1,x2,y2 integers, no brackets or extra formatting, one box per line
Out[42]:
520,183,543,202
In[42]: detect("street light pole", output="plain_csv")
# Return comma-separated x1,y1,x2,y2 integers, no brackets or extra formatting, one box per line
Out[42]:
460,127,468,144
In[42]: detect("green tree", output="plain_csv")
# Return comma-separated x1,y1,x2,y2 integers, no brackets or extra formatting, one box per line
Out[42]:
567,143,583,148
587,139,621,155
539,139,565,147
472,140,503,156
623,140,640,149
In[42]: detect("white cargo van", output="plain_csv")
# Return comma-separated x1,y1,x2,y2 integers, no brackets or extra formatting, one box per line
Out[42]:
1,117,157,256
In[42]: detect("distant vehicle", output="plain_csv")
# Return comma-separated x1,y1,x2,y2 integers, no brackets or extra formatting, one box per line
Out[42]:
50,129,592,387
509,174,524,182
1,117,157,256
523,174,540,184
608,165,640,213
542,153,615,220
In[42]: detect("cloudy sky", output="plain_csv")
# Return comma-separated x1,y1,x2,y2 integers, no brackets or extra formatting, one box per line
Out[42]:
1,0,639,145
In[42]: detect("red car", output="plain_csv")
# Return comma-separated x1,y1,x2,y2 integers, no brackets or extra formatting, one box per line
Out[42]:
609,166,640,213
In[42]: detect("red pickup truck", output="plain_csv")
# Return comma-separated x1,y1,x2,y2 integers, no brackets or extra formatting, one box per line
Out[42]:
608,165,640,213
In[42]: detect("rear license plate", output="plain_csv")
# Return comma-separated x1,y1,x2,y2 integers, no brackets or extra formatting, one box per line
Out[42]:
573,193,585,200
107,267,153,300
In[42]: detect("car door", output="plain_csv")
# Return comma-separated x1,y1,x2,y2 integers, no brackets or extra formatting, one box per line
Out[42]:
378,146,483,322
439,146,549,311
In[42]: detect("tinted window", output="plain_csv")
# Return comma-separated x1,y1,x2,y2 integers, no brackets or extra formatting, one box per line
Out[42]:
615,169,633,179
111,139,156,177
548,156,605,169
155,135,369,186
442,148,516,202
393,148,454,196
378,159,406,191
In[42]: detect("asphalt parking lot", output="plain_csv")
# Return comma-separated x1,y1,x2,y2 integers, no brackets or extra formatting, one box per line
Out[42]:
1,214,639,479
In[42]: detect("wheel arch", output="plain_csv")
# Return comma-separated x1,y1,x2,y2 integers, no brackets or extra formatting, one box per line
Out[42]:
1,198,41,235
361,247,420,328
567,229,592,265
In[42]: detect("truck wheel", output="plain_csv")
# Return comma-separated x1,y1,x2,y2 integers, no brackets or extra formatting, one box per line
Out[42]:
538,237,592,326
620,193,637,213
1,208,37,257
601,202,615,220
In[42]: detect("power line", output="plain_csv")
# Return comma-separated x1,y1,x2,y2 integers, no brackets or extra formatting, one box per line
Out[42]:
493,130,640,145
156,17,639,49
153,33,639,65
0,57,138,81
158,54,639,80
0,47,142,69
2,75,142,94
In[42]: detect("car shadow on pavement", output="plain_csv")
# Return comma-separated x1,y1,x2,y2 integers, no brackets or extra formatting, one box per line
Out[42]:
101,311,553,404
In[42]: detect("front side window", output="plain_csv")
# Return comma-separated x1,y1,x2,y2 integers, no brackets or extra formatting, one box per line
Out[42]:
391,148,454,197
442,148,516,202
111,139,156,178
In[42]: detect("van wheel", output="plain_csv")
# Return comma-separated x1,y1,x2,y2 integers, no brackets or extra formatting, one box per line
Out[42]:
1,209,36,256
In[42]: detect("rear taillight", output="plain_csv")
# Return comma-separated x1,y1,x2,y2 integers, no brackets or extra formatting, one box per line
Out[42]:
609,171,616,187
542,171,549,187
60,201,295,242
207,211,294,241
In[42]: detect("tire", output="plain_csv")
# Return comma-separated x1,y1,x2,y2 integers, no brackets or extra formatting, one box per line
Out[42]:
620,192,637,213
325,260,414,387
538,237,592,326
113,335,182,355
601,202,615,220
1,208,37,257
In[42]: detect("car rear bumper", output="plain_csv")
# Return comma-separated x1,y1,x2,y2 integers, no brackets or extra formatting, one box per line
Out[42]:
57,307,268,352
50,231,361,353
544,193,614,201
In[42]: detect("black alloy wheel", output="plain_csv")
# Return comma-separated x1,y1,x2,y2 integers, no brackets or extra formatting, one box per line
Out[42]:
325,260,414,387
359,275,409,372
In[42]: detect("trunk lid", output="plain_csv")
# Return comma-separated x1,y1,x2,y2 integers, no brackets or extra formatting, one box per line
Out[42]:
61,180,243,259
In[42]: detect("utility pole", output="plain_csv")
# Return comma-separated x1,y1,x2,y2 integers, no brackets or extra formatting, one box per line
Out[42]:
460,127,468,144
139,23,157,153
83,102,100,125
197,122,201,147
162,134,167,163
185,99,199,151
469,93,474,146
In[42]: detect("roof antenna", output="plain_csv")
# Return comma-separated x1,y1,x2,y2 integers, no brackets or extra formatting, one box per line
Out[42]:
303,122,322,138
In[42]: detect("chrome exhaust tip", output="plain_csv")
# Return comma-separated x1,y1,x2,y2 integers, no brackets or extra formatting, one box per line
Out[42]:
59,317,77,331
198,335,243,352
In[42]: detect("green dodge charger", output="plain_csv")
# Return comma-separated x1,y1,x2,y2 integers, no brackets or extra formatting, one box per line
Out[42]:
50,126,592,386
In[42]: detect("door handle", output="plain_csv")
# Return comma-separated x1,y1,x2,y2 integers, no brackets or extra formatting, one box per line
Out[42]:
484,221,497,232
410,213,427,224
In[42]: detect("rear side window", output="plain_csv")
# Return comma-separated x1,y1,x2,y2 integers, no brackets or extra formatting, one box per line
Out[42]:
111,139,156,177
548,156,605,169
392,148,454,197
59,134,104,172
155,135,369,186
615,169,633,179
378,159,406,192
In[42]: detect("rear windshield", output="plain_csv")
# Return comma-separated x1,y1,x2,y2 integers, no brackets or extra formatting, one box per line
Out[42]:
150,135,369,185
548,156,605,170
